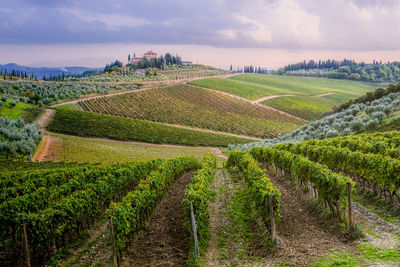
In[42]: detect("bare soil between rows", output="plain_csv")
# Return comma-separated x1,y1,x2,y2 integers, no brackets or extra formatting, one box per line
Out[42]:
268,171,355,266
120,171,194,267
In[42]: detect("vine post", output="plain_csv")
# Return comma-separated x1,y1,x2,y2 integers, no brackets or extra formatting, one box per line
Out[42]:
347,183,353,232
268,196,277,247
109,216,118,267
22,224,31,267
190,202,200,260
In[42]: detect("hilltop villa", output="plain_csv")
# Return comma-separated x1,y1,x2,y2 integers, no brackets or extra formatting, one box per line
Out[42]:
129,51,157,64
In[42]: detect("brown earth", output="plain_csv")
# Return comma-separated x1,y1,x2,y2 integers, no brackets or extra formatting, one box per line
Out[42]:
120,172,193,267
268,171,355,266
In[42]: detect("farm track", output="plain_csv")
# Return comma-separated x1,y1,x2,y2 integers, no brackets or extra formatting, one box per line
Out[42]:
205,169,236,266
253,94,296,103
32,109,55,161
188,84,307,122
315,92,335,97
121,172,193,266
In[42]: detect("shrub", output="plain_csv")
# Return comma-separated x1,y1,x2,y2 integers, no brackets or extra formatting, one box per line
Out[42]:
366,118,379,130
326,129,339,138
350,120,363,133
372,111,386,122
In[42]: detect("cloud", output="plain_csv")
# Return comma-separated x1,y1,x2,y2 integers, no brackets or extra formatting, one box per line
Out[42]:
0,0,399,52
218,29,237,40
59,9,150,31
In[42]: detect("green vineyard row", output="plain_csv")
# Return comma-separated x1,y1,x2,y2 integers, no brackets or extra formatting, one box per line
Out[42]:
183,153,217,255
107,157,200,255
227,151,281,225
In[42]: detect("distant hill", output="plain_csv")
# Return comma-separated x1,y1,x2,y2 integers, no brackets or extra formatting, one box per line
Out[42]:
0,63,102,79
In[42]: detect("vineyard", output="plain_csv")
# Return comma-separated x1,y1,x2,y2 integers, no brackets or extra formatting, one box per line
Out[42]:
0,159,165,265
47,109,253,147
78,84,304,138
273,137,400,205
1,70,400,266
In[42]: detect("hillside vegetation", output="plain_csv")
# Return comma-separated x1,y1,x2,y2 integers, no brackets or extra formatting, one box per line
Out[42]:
47,109,253,147
329,82,400,114
79,84,304,138
231,90,400,150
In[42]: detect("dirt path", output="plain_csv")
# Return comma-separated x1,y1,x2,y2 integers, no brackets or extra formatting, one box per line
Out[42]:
315,92,334,97
268,171,354,266
205,170,232,265
188,84,307,123
253,94,296,103
352,201,400,248
32,109,55,161
36,108,54,131
121,172,193,266
208,148,228,160
205,169,273,266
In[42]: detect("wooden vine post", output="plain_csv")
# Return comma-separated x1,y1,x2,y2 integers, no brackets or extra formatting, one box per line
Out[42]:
190,202,200,259
109,216,118,267
22,224,31,267
268,196,277,247
347,183,354,232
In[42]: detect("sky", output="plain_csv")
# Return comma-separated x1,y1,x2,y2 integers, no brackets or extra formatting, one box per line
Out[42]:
1,0,400,69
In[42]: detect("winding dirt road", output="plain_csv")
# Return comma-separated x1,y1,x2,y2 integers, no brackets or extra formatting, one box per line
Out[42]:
32,109,55,162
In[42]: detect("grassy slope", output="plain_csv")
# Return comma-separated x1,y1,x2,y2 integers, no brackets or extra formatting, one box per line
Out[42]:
263,95,337,120
191,74,378,100
49,133,216,163
47,109,253,147
0,99,41,121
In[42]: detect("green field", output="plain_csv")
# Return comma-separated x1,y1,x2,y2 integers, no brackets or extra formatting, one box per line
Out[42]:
0,99,43,122
263,95,337,120
191,74,378,100
47,109,253,147
78,84,304,138
48,133,218,163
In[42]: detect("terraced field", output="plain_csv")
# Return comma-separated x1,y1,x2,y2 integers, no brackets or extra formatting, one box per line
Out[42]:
78,84,305,138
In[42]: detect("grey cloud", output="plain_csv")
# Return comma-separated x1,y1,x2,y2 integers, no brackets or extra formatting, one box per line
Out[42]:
1,0,400,51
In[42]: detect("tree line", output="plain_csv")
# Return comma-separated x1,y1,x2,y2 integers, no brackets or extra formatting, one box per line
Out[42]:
230,65,269,74
277,59,400,83
1,69,38,80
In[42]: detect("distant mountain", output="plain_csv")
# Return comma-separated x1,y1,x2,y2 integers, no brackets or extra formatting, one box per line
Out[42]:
0,63,103,79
